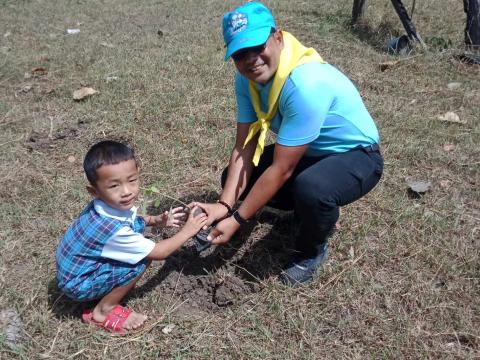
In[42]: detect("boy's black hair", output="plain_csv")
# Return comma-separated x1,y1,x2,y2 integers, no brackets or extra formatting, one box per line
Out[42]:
83,140,136,185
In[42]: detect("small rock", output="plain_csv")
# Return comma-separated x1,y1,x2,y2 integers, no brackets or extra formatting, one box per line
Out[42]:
447,82,462,90
406,178,432,194
162,323,175,334
437,111,466,124
0,309,24,346
66,28,80,35
73,87,98,101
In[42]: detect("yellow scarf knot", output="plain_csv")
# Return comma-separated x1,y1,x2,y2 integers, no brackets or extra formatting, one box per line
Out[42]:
243,31,326,166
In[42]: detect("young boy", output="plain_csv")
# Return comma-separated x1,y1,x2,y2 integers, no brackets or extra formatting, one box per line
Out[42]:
56,140,207,333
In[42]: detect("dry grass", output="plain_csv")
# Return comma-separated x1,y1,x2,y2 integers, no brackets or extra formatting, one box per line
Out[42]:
1,0,479,358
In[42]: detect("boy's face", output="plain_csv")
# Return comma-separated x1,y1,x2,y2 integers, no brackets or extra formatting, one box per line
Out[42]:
87,159,140,211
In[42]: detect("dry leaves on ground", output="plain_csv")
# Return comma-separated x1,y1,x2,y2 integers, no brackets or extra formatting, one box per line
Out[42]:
73,87,98,101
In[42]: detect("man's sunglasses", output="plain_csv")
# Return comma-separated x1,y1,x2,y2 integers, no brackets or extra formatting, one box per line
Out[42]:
231,29,276,62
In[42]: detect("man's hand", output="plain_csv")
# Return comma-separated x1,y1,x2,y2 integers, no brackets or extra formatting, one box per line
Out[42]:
188,202,229,226
207,216,241,245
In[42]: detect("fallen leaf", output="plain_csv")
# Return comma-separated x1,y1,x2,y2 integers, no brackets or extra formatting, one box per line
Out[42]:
439,180,451,189
406,177,432,194
21,84,33,93
67,155,76,163
437,111,466,124
379,60,400,72
443,144,455,152
348,246,355,259
162,324,175,334
106,76,118,83
73,87,98,101
447,82,462,90
44,86,56,94
100,41,114,48
31,67,48,76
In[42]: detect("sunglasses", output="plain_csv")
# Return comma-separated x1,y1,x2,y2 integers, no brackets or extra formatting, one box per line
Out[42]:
231,30,276,62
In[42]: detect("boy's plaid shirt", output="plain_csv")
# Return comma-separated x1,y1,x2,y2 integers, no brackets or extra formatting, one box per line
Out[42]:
56,201,146,300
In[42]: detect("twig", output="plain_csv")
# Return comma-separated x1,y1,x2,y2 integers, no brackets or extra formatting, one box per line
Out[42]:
143,189,189,207
67,349,86,359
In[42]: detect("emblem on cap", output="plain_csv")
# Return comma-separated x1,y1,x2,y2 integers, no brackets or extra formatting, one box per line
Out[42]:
226,12,248,37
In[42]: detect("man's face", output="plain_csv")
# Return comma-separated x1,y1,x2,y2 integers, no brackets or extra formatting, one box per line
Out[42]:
232,30,284,85
87,159,140,211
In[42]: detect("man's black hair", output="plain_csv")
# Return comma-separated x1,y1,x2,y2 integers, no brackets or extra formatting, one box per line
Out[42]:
83,140,136,185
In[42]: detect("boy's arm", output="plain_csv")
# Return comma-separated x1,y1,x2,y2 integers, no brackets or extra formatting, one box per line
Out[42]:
145,229,191,260
146,206,207,260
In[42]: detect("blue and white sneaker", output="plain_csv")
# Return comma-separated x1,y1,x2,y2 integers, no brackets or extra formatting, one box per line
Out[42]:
280,243,329,286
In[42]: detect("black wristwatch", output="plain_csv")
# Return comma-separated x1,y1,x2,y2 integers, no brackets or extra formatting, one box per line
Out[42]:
232,210,248,225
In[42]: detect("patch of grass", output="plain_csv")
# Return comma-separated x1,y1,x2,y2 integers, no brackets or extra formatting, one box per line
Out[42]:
1,0,479,358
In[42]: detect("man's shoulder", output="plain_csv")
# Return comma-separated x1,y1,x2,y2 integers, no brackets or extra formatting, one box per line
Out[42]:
289,62,334,86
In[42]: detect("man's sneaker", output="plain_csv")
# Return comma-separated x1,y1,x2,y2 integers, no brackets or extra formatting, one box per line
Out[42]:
280,243,329,286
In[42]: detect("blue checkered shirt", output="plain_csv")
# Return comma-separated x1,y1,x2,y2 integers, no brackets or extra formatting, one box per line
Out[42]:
56,201,148,301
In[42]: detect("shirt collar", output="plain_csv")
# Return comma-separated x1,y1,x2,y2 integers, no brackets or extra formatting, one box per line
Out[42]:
93,199,137,223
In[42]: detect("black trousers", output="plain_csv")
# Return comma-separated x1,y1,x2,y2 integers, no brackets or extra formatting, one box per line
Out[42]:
222,144,384,258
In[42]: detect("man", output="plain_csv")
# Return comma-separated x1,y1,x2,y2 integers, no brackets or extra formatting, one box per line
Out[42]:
194,2,383,286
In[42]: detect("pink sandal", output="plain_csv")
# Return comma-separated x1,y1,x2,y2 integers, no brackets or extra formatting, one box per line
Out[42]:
82,305,137,334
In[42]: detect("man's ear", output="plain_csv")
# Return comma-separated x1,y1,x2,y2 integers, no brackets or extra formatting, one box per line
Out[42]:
86,184,99,198
274,29,284,49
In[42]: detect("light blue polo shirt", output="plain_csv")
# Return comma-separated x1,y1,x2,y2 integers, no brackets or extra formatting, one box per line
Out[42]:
235,63,380,157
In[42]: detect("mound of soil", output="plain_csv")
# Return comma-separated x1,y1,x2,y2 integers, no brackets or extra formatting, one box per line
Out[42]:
140,209,296,315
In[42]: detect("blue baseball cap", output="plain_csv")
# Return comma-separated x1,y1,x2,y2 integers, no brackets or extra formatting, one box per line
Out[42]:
222,2,276,61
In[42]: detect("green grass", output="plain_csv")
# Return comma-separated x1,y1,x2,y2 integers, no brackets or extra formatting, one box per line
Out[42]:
1,0,479,358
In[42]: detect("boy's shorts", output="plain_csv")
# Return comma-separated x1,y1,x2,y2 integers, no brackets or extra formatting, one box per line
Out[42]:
61,258,149,302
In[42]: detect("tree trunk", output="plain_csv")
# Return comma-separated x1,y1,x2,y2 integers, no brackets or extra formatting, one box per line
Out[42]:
352,0,367,24
390,0,425,47
464,0,480,50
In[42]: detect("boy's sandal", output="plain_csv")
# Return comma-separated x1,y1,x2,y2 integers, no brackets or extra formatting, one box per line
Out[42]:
82,305,136,334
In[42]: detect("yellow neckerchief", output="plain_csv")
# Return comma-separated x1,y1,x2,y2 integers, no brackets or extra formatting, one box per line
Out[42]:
243,31,326,166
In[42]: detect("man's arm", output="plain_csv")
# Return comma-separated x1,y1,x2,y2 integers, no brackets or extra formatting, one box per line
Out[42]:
236,143,308,219
193,122,259,224
220,122,258,207
209,143,308,244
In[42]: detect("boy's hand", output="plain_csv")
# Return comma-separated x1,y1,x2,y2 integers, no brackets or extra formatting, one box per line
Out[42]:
181,206,208,238
154,207,187,228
